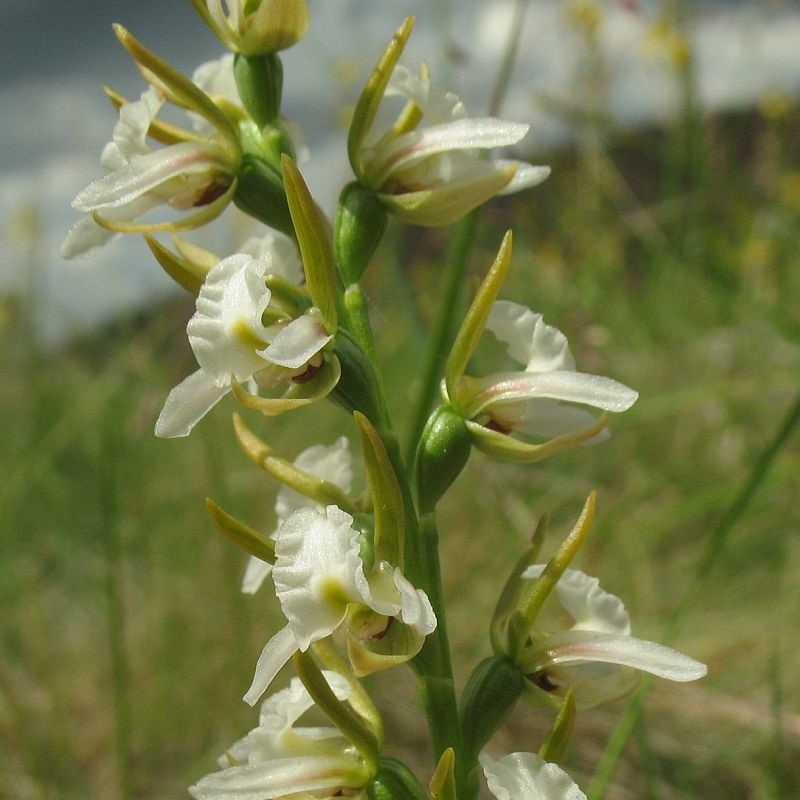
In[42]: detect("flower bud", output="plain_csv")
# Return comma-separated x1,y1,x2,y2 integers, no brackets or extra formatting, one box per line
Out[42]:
335,182,389,284
415,405,472,513
234,52,283,127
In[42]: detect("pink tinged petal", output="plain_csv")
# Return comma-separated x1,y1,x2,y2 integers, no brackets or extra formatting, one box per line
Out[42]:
471,371,639,420
542,631,708,683
72,141,229,211
497,162,552,195
154,368,230,438
262,312,333,369
481,752,587,800
272,506,364,648
189,754,365,800
487,301,575,371
241,556,273,595
243,624,299,706
521,566,631,636
369,118,530,185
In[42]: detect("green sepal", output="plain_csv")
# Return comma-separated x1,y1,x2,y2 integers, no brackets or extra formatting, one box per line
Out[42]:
538,689,576,763
445,230,512,404
330,328,386,423
204,497,275,563
293,650,381,769
334,182,388,284
459,656,524,765
489,515,548,655
507,492,596,661
232,412,358,515
233,153,294,237
464,413,609,464
348,16,415,175
112,24,239,156
354,412,405,566
414,405,472,514
429,749,457,800
367,758,428,800
282,154,338,332
145,235,205,295
234,52,283,128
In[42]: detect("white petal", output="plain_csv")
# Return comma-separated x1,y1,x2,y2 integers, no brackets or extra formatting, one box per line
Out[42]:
521,566,631,636
72,141,223,211
543,631,708,683
497,398,608,441
154,369,230,438
273,506,364,649
384,64,466,123
243,624,298,706
488,301,575,372
393,569,437,635
497,162,552,195
60,215,117,259
481,752,587,800
238,231,304,284
275,437,353,519
262,312,332,369
241,556,273,595
101,88,162,170
188,253,272,381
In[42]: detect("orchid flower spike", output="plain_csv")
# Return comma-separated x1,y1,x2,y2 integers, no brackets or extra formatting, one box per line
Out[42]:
241,436,354,595
481,752,587,800
348,19,549,226
515,565,707,709
155,244,339,438
243,504,436,706
190,671,373,800
449,298,639,462
61,30,241,259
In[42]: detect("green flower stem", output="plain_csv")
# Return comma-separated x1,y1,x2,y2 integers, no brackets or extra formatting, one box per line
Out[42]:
404,210,478,467
344,282,391,430
412,512,462,775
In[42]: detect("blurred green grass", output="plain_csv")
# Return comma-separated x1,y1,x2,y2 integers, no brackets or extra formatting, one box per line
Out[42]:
2,98,799,799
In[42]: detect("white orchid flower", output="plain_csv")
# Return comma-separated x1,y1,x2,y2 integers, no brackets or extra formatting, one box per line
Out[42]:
517,565,707,709
481,752,587,800
155,249,336,438
61,30,243,261
190,671,371,800
242,436,353,594
352,63,550,226
244,504,436,706
458,300,638,442
192,0,310,56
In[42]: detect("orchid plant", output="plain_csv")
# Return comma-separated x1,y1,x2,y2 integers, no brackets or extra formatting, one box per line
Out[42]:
64,4,706,799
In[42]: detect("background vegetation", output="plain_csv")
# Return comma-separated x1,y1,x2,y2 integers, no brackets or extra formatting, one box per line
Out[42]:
1,6,799,799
